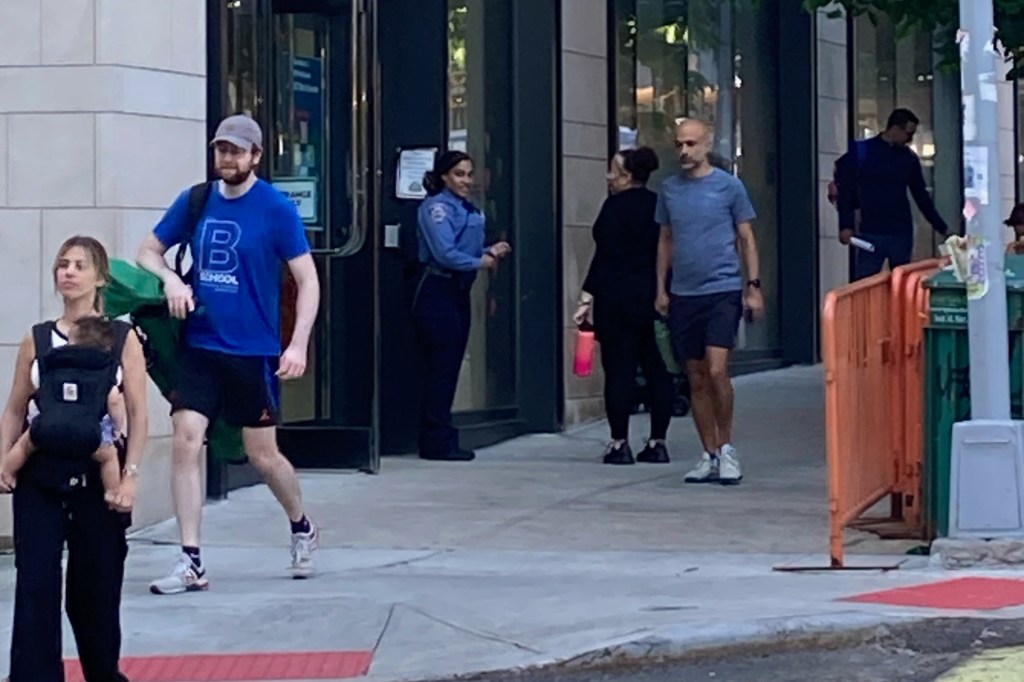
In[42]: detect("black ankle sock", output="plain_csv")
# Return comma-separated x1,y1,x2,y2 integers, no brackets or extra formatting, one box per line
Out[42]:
290,516,311,535
183,546,201,569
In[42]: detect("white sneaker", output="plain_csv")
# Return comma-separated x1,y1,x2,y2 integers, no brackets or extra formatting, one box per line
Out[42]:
149,553,209,595
683,452,719,483
290,523,319,579
719,445,743,485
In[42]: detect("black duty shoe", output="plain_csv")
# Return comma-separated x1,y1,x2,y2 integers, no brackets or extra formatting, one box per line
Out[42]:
637,440,670,464
603,443,635,465
420,448,476,462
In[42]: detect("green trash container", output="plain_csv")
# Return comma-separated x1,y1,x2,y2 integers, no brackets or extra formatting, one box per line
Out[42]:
923,255,1024,538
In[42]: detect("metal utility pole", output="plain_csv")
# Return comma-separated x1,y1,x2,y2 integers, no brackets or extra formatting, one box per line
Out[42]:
944,0,1024,542
959,0,1010,420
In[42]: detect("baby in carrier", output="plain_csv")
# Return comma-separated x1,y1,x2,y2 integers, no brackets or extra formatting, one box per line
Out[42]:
1,317,126,495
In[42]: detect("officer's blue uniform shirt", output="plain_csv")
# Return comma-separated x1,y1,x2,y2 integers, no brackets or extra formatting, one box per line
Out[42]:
417,189,485,272
153,179,311,357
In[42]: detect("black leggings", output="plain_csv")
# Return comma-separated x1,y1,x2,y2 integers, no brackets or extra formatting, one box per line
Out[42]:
599,322,673,442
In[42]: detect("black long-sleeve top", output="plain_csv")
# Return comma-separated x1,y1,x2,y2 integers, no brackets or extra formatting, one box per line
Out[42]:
582,187,660,333
836,135,949,237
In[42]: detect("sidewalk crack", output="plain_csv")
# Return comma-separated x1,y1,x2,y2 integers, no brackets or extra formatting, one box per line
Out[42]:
403,604,545,654
468,474,669,542
365,550,449,571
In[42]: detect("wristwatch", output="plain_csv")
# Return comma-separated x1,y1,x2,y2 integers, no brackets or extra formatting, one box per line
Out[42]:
123,463,140,479
746,279,762,289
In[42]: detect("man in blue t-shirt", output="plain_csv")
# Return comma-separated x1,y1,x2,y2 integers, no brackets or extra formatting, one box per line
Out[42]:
655,118,763,487
137,115,321,594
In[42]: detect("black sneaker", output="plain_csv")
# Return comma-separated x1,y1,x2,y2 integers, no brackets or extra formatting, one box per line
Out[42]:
637,440,670,463
603,442,635,465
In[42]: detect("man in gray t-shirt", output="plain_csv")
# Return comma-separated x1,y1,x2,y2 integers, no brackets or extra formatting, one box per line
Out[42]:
654,119,764,486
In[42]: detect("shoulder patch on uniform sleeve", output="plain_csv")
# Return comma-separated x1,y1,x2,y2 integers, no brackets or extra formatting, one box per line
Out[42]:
429,203,448,224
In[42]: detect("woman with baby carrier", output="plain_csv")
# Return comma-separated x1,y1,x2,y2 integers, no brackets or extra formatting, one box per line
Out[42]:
0,236,147,682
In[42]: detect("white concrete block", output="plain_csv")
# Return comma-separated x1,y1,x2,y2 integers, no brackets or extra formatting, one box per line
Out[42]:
817,97,848,156
562,157,609,228
8,114,96,208
0,67,115,114
816,6,847,46
172,0,207,77
96,114,205,209
0,0,42,66
120,69,206,122
0,117,6,207
564,122,609,161
562,52,608,126
96,0,172,70
42,0,95,65
0,210,42,343
816,43,847,101
116,209,164,262
562,0,607,58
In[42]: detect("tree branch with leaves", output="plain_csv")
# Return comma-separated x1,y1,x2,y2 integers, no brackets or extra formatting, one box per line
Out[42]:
803,0,1024,77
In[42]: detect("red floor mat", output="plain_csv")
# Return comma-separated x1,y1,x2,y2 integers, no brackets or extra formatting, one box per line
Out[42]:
64,650,373,682
843,577,1024,611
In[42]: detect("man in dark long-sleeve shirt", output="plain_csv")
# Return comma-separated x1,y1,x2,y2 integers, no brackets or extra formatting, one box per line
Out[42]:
837,108,949,280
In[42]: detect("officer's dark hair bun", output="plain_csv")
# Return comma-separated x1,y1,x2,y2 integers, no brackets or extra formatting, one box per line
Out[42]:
423,150,474,196
618,146,659,184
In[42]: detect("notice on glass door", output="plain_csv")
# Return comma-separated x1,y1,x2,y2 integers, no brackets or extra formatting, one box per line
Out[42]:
396,148,437,200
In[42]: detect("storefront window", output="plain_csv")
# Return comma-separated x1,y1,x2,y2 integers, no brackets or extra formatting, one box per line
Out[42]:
611,0,779,351
447,0,516,411
224,0,261,119
854,14,940,260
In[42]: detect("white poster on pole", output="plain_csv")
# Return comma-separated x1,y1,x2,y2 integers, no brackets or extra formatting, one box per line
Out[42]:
964,145,989,205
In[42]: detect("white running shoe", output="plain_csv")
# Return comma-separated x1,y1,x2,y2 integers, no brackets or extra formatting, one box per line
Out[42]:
683,452,719,483
718,445,743,485
149,553,209,595
290,523,319,579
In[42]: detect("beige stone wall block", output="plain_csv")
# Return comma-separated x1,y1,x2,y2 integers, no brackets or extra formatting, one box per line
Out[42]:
0,0,42,66
8,114,96,208
42,0,95,65
0,210,43,342
96,114,206,210
562,156,608,228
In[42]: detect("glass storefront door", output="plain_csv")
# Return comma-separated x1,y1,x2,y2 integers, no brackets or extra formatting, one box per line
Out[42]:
218,0,378,472
274,0,378,471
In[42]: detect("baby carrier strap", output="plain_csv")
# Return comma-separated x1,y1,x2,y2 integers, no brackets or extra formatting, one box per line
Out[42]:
31,320,56,359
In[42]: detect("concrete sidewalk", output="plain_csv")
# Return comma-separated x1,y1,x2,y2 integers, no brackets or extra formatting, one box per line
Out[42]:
1,365,1019,682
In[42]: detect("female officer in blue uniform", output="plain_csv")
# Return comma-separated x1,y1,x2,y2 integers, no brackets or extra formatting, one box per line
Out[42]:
413,151,511,461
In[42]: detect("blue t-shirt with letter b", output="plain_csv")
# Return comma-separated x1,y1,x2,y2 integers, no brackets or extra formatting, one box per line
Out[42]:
153,179,311,356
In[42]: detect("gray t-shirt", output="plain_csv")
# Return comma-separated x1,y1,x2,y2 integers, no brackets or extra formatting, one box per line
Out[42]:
655,168,757,296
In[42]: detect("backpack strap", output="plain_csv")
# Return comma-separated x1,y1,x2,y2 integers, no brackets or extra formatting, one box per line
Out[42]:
174,181,214,277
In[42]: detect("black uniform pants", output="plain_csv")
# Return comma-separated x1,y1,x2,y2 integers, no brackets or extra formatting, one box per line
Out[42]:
10,462,129,682
599,321,673,442
412,274,472,457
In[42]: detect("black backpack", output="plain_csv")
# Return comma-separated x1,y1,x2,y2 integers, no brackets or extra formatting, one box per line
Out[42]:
29,320,131,460
177,181,214,283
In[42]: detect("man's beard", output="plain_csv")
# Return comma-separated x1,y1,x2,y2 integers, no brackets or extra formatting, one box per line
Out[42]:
218,167,253,185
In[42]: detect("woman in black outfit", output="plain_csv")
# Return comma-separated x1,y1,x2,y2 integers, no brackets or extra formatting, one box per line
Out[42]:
575,147,674,465
0,236,147,682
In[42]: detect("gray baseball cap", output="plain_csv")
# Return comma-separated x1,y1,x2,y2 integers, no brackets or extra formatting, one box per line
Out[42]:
210,114,263,151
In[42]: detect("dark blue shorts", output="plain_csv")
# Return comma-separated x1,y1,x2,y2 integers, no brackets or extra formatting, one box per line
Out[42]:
668,290,743,362
170,346,280,428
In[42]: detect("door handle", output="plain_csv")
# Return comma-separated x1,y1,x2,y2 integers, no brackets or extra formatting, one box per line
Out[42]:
310,248,345,257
